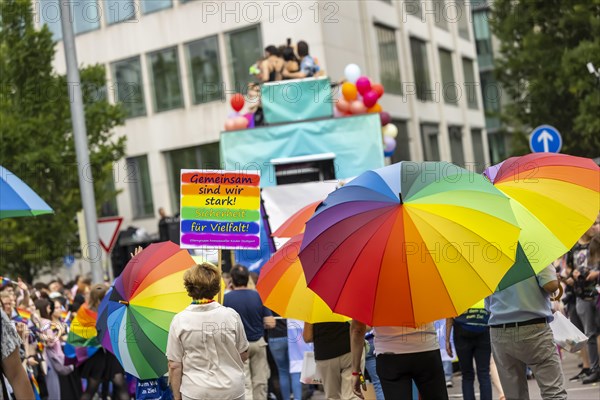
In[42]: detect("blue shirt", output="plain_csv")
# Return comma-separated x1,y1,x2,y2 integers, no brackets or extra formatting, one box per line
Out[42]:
485,265,557,325
224,289,272,341
300,55,319,77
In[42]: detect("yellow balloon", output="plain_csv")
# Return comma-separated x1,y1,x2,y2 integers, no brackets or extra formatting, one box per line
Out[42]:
382,123,398,138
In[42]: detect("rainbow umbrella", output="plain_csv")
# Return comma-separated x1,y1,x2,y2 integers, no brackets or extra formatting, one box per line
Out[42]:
96,241,197,380
299,162,521,327
0,166,53,219
67,303,100,365
484,153,600,290
257,234,349,323
272,201,321,238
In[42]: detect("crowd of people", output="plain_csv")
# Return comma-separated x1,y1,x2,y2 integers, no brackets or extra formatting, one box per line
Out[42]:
1,215,599,400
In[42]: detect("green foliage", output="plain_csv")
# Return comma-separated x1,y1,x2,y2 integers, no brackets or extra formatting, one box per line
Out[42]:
0,0,126,281
491,0,600,157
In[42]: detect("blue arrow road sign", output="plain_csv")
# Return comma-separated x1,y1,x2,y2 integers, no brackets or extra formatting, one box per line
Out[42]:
529,125,562,153
63,255,75,268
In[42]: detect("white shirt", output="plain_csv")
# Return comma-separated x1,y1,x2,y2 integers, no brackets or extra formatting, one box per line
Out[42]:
166,303,249,400
373,323,439,355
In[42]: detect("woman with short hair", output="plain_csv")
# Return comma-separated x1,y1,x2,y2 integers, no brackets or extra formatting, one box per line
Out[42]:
167,263,249,400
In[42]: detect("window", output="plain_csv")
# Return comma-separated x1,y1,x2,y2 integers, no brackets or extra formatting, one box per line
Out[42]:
127,156,154,219
480,70,500,114
105,0,136,24
471,129,486,172
433,0,448,30
438,49,458,105
457,0,470,40
38,0,62,40
421,124,440,161
141,0,172,14
473,10,493,69
99,178,119,217
271,154,336,185
409,38,433,101
111,57,146,118
374,24,402,95
72,0,100,34
227,25,262,93
165,143,220,211
462,58,478,109
448,126,465,167
148,47,184,112
186,36,223,104
488,131,508,166
390,120,411,163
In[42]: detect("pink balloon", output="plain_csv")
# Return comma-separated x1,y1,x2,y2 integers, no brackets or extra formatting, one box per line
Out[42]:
355,76,372,95
224,119,236,131
234,116,249,129
336,98,351,113
363,90,379,108
350,100,367,115
379,111,391,126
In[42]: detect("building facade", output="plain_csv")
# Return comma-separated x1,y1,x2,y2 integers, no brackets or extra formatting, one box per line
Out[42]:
37,0,488,234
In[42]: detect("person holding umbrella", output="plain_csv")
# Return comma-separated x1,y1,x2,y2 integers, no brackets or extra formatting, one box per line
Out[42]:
167,263,249,400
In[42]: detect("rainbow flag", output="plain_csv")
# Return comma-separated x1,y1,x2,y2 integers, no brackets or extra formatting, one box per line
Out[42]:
0,276,14,286
67,303,100,365
16,308,31,322
27,369,41,400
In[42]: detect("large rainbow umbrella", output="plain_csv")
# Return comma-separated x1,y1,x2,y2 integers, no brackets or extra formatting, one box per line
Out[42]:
257,234,349,323
484,153,600,290
96,241,197,380
0,166,53,219
299,162,521,327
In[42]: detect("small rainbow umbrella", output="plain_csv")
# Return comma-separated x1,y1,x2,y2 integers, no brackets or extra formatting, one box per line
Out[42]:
96,241,197,380
485,153,600,289
272,201,321,238
299,162,521,327
67,303,100,365
257,234,349,323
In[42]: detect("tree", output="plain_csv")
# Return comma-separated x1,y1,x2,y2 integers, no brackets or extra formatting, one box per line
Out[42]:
491,0,600,157
0,0,126,281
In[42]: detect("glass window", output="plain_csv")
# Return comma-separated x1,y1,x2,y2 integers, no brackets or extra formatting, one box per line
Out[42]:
448,126,465,167
126,155,154,219
433,0,448,30
111,57,146,118
473,10,493,69
226,25,262,93
480,70,500,114
488,131,508,166
72,0,100,34
421,124,440,161
375,24,402,95
390,120,411,163
471,129,486,172
186,36,223,104
141,0,172,14
99,178,119,217
462,57,478,109
148,47,184,112
38,0,62,40
457,0,470,40
409,38,433,101
165,143,221,211
105,0,136,24
438,49,458,105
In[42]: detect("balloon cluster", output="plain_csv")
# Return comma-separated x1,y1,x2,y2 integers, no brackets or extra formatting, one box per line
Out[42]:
336,64,398,158
224,93,252,131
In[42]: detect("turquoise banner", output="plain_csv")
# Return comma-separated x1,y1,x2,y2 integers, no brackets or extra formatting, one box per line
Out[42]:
220,114,385,187
261,77,333,124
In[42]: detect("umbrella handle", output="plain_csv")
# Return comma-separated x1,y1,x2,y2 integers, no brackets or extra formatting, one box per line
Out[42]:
118,300,130,306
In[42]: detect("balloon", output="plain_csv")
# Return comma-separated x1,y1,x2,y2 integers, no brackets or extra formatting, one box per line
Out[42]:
379,111,391,126
363,90,379,108
355,76,371,95
224,119,236,131
341,82,358,101
228,111,240,118
349,100,367,114
344,64,362,83
367,103,382,113
243,113,255,128
383,136,397,153
336,98,351,113
382,123,398,138
372,83,385,98
231,93,245,112
234,116,249,129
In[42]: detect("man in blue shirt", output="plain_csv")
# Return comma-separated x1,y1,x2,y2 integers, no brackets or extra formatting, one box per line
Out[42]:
485,264,567,399
224,266,275,400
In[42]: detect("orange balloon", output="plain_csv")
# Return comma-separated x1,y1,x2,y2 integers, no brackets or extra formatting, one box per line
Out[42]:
342,82,358,101
367,103,382,113
372,83,385,98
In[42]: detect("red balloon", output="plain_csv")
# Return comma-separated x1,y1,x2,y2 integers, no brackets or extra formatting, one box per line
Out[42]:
372,83,385,98
363,90,379,108
350,100,367,115
231,93,245,112
336,98,351,113
355,76,372,96
379,111,391,126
